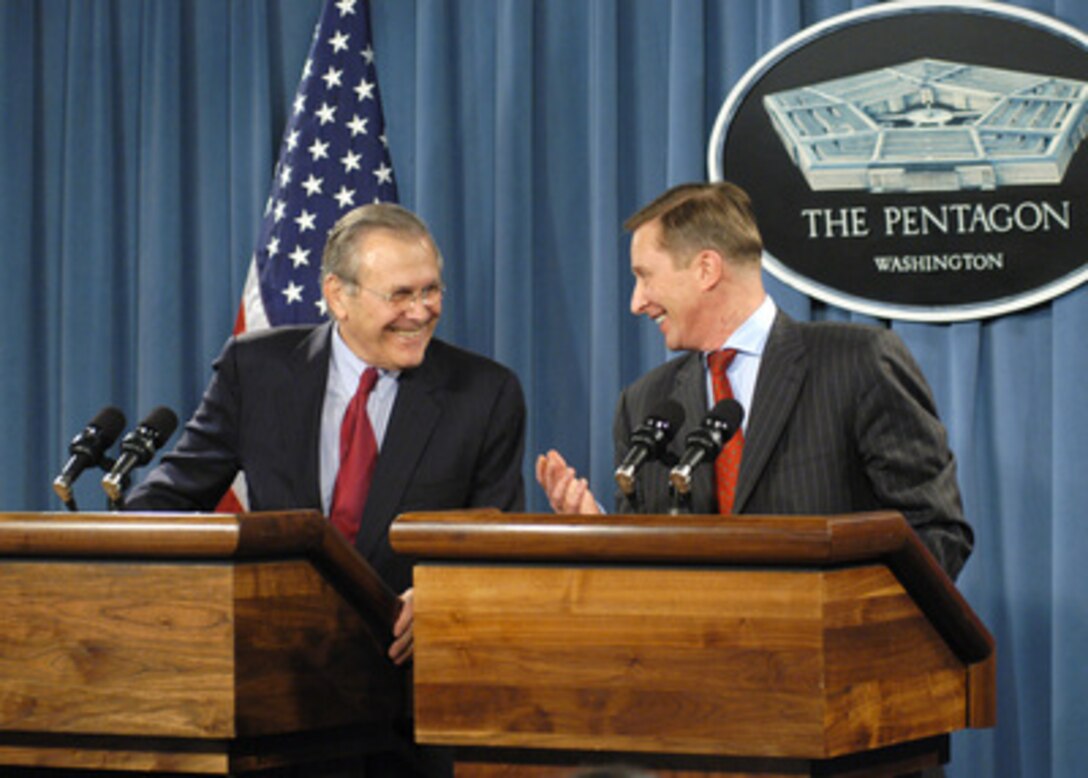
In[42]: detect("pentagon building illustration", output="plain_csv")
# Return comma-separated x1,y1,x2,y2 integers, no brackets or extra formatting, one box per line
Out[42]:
762,58,1088,192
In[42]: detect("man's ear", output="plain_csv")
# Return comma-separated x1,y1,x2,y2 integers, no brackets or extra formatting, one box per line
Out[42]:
323,273,347,321
694,249,726,291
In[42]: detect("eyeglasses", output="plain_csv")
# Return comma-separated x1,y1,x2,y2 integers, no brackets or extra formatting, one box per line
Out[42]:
355,281,446,309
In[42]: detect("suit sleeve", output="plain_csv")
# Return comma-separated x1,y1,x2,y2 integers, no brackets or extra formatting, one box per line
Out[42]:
123,339,243,511
857,330,974,579
467,367,527,512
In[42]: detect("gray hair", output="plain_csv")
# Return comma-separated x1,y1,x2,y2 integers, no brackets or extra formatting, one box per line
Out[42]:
321,202,443,285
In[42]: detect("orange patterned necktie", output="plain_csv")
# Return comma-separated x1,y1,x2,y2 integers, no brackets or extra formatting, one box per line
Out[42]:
708,349,744,514
329,367,379,543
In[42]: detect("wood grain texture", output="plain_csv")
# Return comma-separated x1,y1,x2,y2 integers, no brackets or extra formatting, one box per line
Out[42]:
233,559,405,736
0,511,405,773
0,740,229,774
967,651,997,728
821,566,965,753
412,562,977,761
0,510,401,633
391,511,993,665
0,561,235,738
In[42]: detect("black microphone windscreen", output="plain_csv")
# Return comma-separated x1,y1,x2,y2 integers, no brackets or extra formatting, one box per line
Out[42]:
707,398,744,429
90,406,127,444
649,399,685,431
142,406,179,438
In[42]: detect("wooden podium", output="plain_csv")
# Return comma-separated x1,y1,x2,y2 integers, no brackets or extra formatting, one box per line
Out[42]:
0,510,404,775
391,510,995,777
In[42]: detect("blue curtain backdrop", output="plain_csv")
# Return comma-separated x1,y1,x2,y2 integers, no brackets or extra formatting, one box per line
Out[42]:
1,1,1085,775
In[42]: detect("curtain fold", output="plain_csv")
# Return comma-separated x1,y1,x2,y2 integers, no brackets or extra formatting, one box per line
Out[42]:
2,1,1086,775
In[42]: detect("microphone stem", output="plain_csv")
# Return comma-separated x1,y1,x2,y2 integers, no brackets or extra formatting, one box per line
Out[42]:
669,486,691,515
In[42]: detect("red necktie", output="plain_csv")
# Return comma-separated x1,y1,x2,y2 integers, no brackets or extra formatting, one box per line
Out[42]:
329,367,379,543
708,349,745,514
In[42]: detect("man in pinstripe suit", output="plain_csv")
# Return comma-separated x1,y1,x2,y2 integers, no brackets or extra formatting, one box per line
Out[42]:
537,181,972,580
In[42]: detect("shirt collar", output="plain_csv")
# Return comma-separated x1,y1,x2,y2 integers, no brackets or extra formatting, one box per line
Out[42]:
330,324,400,389
706,294,776,360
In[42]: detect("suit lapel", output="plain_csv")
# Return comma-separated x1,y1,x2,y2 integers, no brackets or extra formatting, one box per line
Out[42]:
283,323,333,509
669,353,716,512
734,311,807,512
353,346,445,559
670,353,707,451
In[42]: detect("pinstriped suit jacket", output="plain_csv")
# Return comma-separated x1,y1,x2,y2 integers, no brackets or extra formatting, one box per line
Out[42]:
613,310,973,579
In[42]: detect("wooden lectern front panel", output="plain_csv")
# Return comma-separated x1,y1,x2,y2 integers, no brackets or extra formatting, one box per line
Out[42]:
412,562,969,761
0,560,236,738
0,557,402,741
414,564,826,757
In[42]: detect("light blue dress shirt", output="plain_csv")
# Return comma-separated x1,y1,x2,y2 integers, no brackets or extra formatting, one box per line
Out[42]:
703,295,777,433
319,325,400,514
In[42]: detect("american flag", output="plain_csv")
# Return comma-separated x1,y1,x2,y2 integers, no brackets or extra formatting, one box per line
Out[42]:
235,0,397,333
222,0,396,511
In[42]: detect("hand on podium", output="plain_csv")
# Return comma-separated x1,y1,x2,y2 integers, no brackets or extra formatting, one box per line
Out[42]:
389,587,414,666
535,450,601,515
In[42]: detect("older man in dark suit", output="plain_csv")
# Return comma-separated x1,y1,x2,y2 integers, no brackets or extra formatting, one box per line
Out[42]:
126,203,526,665
537,181,971,580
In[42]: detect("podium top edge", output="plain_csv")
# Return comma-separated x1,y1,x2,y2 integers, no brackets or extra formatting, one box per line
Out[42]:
390,510,907,565
0,509,325,559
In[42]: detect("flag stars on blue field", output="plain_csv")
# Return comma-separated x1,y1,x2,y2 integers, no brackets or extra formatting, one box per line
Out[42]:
245,0,398,322
308,138,330,161
341,150,362,173
289,246,311,269
329,31,350,53
347,115,368,136
355,78,375,102
322,67,344,90
334,186,356,208
302,174,324,196
316,103,337,125
282,281,304,304
295,210,317,233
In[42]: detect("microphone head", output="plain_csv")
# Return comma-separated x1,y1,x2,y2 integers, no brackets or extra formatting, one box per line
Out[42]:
69,405,127,457
628,399,686,451
122,406,179,464
615,399,688,496
88,406,127,443
706,398,744,431
647,399,685,432
103,406,179,503
55,406,128,505
669,400,745,496
701,398,745,455
140,406,179,441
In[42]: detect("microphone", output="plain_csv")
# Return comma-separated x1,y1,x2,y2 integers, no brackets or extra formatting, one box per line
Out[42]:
52,406,127,507
668,399,745,495
614,399,686,496
101,406,179,503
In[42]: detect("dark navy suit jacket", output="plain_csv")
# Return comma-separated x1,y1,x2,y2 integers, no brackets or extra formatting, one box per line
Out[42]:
613,310,973,579
125,322,526,592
